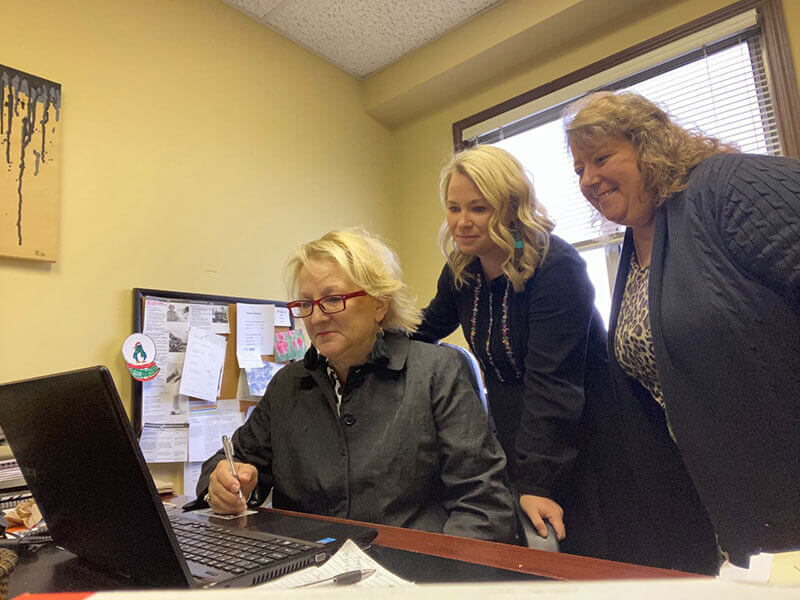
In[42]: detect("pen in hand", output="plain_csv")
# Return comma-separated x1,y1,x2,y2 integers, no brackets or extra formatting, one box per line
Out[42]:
221,435,245,503
295,568,376,587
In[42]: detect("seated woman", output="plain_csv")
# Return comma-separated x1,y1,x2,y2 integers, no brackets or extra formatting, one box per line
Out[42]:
196,229,517,543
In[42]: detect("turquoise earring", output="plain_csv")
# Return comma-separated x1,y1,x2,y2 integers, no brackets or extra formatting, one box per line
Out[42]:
511,222,523,248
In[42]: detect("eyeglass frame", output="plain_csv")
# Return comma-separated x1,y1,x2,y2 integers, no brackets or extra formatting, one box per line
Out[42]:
286,290,369,318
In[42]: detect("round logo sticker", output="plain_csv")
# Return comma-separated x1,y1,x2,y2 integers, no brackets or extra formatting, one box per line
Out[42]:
121,334,160,382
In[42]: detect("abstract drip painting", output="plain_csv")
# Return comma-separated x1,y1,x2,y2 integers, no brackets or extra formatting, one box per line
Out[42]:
1,64,62,262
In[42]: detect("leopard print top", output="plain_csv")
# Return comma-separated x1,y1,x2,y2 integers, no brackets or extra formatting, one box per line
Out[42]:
614,253,665,409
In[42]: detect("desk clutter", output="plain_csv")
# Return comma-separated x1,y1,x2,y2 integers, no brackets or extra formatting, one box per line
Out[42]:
257,539,411,589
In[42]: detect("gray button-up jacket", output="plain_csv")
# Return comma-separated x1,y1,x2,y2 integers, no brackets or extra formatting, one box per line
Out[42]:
197,332,517,543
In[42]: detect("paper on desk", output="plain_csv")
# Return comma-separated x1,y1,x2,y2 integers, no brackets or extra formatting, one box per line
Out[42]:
258,539,413,589
179,328,227,401
188,400,243,462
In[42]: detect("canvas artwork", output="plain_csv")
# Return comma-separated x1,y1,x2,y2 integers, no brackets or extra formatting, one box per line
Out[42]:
1,64,62,262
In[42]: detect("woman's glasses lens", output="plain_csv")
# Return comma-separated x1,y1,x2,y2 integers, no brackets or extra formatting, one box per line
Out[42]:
319,296,345,313
288,295,348,318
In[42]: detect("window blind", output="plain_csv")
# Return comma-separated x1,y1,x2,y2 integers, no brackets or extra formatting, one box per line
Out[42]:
483,26,781,247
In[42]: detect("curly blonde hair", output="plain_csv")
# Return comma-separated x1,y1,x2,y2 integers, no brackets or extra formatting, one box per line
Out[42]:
438,146,554,292
284,228,422,334
563,91,738,205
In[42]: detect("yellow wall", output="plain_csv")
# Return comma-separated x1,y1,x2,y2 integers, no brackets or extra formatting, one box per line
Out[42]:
1,0,798,490
391,0,800,316
0,0,394,394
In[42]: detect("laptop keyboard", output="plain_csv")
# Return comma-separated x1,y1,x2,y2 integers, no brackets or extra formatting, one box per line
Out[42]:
170,516,314,575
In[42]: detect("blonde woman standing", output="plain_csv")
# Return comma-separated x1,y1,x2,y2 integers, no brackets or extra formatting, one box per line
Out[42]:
414,146,609,554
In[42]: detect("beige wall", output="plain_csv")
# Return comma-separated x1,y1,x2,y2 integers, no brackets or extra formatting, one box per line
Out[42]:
0,0,394,395
391,0,800,318
1,0,798,489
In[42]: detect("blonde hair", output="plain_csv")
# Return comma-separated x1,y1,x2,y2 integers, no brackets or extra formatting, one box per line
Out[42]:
438,145,554,292
563,91,738,205
284,228,421,334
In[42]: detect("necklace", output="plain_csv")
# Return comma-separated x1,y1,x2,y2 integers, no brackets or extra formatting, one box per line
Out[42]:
469,275,522,383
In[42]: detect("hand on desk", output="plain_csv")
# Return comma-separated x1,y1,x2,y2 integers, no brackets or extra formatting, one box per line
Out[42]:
520,494,566,541
208,460,258,514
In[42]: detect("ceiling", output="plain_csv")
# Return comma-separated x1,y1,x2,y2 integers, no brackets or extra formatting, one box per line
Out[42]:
222,0,504,79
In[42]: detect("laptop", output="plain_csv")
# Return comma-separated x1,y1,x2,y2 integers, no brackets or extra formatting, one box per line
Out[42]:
0,366,377,588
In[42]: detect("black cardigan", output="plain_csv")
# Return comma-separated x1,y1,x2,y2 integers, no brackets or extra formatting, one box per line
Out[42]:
413,236,607,502
604,153,800,570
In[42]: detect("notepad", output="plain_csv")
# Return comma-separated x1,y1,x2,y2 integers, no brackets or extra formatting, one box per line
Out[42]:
257,539,413,589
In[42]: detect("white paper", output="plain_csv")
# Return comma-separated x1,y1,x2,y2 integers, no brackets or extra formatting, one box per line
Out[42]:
142,299,170,362
258,539,413,589
188,303,213,329
142,354,189,424
179,328,227,401
237,303,274,356
188,400,243,462
237,345,264,369
183,461,204,497
274,306,291,327
143,298,168,333
140,423,189,463
211,304,230,334
166,301,191,324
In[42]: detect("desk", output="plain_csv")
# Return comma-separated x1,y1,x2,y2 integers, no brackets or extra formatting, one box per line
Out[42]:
8,504,697,596
269,507,697,581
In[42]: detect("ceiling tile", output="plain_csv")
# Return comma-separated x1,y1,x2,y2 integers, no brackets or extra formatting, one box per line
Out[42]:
227,0,503,78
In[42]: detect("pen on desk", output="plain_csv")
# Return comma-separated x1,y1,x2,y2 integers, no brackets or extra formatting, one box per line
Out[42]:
221,435,245,502
295,568,376,587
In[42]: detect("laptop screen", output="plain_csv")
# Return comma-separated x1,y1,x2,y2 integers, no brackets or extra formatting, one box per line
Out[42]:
0,366,193,587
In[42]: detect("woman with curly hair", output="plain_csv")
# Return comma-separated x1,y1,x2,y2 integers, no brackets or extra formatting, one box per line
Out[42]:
564,91,800,573
413,146,610,554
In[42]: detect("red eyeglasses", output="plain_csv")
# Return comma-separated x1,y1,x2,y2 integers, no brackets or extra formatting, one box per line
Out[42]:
287,290,368,318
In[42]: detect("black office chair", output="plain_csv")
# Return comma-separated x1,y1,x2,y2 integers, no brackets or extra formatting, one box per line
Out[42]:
439,342,488,414
440,342,559,552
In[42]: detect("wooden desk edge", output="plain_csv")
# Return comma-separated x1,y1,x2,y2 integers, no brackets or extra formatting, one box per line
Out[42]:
266,507,703,581
167,497,700,581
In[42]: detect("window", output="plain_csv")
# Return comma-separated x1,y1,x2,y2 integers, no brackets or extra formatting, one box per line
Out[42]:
452,1,799,326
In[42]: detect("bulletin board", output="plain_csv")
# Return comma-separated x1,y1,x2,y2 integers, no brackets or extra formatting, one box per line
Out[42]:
131,287,295,437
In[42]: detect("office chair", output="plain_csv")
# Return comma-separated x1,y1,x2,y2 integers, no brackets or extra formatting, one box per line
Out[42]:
439,342,488,414
439,342,560,553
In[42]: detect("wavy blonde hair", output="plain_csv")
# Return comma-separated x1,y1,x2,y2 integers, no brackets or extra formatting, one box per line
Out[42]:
285,228,422,334
438,145,554,292
563,91,738,205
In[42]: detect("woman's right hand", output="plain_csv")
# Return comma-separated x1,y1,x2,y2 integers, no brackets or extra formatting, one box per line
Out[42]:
207,459,258,514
